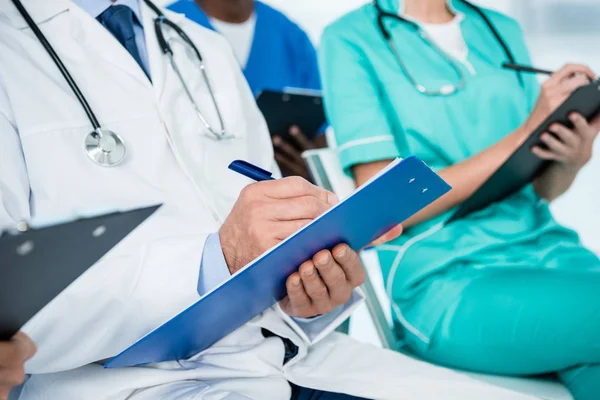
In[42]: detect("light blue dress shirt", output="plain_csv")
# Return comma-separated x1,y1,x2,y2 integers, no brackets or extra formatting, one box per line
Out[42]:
74,0,150,76
199,233,233,295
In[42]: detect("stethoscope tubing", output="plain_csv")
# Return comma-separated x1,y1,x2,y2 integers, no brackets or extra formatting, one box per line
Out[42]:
152,14,228,138
11,0,102,131
372,0,523,91
12,0,228,144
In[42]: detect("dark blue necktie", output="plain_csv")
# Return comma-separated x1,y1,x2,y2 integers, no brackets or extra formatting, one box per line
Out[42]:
97,5,149,79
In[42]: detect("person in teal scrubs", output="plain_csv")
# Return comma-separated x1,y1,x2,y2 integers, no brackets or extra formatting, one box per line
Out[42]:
320,0,600,399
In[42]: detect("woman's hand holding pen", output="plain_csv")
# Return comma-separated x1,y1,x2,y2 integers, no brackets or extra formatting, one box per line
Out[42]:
523,64,595,135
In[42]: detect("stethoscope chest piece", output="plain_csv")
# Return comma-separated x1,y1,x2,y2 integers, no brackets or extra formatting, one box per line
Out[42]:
84,129,126,167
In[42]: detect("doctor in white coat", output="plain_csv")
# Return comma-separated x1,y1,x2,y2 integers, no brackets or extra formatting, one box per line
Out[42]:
0,1,538,399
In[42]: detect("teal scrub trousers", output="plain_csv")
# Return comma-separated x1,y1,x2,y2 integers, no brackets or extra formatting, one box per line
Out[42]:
405,268,600,400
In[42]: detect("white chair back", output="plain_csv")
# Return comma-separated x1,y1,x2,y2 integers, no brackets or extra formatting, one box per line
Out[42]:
302,148,399,351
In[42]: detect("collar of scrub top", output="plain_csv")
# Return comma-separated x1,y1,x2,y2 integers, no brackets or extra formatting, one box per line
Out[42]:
375,0,524,88
378,0,465,24
378,0,463,18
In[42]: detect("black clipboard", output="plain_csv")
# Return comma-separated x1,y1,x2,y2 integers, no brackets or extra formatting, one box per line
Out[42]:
256,89,326,142
0,205,160,340
448,80,600,223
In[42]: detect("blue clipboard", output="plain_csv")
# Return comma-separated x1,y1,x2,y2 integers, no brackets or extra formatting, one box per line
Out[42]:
105,157,451,368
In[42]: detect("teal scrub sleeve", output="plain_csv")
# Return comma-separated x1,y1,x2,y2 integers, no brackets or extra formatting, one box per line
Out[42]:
319,27,403,175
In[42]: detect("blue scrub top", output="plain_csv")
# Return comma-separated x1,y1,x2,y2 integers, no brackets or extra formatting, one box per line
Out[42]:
167,0,321,97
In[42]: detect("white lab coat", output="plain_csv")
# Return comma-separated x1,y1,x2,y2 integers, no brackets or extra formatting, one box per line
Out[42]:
0,1,537,399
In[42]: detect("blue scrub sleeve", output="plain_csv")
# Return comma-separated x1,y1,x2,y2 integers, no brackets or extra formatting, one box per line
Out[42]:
296,29,322,91
319,27,403,176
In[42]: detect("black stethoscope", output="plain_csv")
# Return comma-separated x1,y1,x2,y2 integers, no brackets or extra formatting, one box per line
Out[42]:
11,0,231,168
373,0,523,96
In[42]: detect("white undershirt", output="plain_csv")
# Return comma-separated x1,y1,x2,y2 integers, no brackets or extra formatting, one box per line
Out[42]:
209,13,257,68
418,14,475,73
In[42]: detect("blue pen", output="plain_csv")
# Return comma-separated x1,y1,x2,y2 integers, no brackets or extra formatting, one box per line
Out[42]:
228,160,275,182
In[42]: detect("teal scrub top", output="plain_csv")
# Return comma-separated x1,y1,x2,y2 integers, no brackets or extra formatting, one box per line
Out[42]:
320,0,600,347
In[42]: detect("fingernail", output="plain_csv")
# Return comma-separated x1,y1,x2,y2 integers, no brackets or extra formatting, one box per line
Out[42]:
303,267,315,277
317,253,331,266
290,126,300,135
334,246,347,259
273,136,281,145
292,276,301,286
327,192,339,206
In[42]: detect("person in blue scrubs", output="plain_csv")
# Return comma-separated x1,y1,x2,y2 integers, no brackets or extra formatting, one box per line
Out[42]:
167,0,326,179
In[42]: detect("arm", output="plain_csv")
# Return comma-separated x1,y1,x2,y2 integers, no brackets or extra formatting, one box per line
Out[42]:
353,125,529,227
319,25,527,227
214,38,367,342
352,65,595,227
321,13,597,224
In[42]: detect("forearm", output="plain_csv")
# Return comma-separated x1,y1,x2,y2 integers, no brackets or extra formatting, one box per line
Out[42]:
533,164,578,202
354,126,529,228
